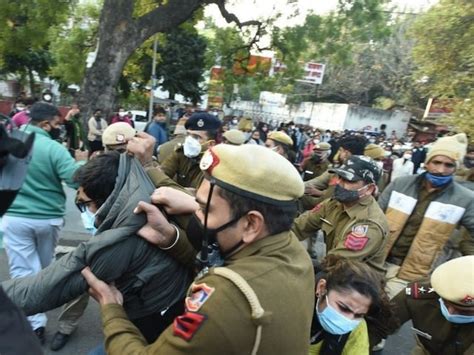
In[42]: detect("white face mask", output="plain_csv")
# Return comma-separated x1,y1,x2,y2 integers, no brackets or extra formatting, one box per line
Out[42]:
183,136,202,158
81,207,97,236
403,153,412,160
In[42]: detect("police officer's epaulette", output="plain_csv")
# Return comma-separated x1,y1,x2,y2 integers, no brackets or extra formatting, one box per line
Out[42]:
405,282,438,300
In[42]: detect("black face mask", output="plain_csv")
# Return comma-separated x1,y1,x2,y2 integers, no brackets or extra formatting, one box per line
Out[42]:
311,154,322,163
48,125,61,140
464,157,474,169
186,212,244,268
333,184,361,203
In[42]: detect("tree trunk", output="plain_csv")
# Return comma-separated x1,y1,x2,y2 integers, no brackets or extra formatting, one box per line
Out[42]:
27,66,35,98
78,0,202,128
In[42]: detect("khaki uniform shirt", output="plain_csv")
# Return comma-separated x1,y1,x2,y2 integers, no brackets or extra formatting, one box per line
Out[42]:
158,135,185,164
292,196,389,273
301,159,329,181
100,231,315,354
392,281,474,355
160,147,204,188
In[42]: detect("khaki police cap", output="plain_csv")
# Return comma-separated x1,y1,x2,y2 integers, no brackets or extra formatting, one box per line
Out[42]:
237,117,253,132
223,129,246,145
431,255,474,307
199,144,303,206
268,131,293,147
313,142,331,151
364,144,385,160
102,122,136,146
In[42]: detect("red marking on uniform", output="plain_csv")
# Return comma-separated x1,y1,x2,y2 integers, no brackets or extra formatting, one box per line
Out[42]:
344,233,369,251
461,295,474,305
311,203,323,213
173,312,206,341
412,283,419,299
206,149,220,174
329,177,339,186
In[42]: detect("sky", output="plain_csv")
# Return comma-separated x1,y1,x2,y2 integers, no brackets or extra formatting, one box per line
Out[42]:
204,0,438,28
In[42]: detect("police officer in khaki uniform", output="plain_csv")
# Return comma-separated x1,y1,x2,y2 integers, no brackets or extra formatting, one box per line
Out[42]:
102,122,136,152
300,142,331,181
390,255,474,355
160,112,221,188
222,129,246,145
301,135,368,211
157,116,188,164
81,144,315,355
292,155,389,274
265,131,295,161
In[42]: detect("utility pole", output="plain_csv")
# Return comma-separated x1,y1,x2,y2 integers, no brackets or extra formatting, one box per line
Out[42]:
148,36,158,122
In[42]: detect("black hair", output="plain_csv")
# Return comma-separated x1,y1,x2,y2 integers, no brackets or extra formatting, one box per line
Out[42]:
30,102,61,122
73,151,120,208
339,136,367,155
206,129,220,142
217,187,297,235
154,107,166,115
316,255,399,342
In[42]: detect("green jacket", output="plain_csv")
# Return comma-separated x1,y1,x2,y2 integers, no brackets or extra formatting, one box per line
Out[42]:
6,125,83,218
100,231,315,354
309,320,369,355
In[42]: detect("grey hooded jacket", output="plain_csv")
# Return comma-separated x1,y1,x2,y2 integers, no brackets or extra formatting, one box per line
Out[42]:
2,154,191,320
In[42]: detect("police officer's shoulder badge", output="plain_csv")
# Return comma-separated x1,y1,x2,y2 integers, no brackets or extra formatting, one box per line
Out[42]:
344,224,369,251
185,282,215,312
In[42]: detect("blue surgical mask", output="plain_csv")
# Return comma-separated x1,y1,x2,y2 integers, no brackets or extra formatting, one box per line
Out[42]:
439,298,474,324
81,207,97,236
316,295,361,335
425,172,453,187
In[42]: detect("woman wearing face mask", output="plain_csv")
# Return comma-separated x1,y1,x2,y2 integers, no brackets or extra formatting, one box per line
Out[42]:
310,255,397,355
390,256,474,355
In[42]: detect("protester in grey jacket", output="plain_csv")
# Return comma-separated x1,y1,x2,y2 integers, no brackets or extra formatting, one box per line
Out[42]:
2,152,192,342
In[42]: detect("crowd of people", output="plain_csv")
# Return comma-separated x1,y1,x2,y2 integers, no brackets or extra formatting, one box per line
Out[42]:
0,101,473,355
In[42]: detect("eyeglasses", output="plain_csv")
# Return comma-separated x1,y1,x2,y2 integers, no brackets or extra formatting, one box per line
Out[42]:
75,196,94,213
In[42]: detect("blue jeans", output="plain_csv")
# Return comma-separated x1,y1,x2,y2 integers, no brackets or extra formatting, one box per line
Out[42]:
88,343,106,355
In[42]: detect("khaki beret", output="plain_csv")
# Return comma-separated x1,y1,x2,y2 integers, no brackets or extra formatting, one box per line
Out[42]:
102,122,136,146
426,133,467,165
223,129,246,145
237,117,253,132
364,143,385,160
431,255,474,307
199,144,303,206
268,131,293,147
313,142,331,151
